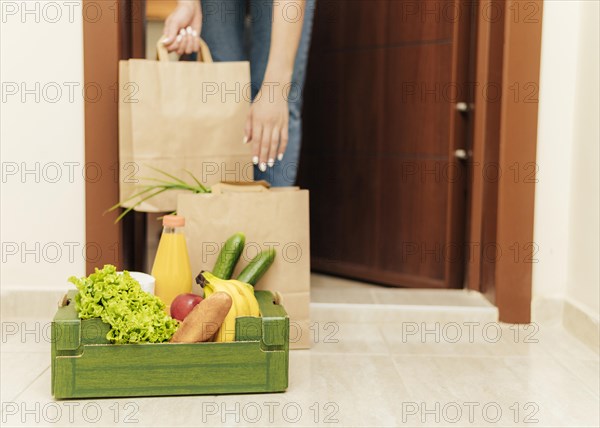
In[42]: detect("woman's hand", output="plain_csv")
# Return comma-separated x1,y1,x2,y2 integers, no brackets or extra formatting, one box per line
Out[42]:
246,80,291,171
247,1,305,171
162,1,202,55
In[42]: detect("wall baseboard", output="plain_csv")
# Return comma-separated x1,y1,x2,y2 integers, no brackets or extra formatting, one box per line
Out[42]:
532,296,599,353
563,299,600,354
1,288,68,320
531,296,564,326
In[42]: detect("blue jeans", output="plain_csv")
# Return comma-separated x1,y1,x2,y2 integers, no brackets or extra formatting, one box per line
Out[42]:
200,0,315,186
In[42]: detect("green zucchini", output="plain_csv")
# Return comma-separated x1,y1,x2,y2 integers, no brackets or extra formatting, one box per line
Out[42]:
212,233,245,279
237,249,276,286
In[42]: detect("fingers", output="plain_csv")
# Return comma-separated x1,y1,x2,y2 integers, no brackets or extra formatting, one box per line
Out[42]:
251,123,263,169
162,3,201,54
249,118,285,172
162,17,179,47
185,26,198,54
259,127,272,172
171,28,200,55
277,125,289,161
268,128,280,168
167,28,198,55
182,27,193,55
244,115,252,146
176,28,188,55
192,31,200,54
165,27,184,52
247,96,288,173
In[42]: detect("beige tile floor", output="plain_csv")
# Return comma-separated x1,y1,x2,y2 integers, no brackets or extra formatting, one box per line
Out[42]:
1,274,598,427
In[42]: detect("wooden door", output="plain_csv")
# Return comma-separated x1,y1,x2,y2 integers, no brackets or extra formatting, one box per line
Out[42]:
299,0,474,288
83,0,146,274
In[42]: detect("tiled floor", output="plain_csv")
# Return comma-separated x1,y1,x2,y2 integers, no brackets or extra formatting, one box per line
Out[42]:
1,274,598,427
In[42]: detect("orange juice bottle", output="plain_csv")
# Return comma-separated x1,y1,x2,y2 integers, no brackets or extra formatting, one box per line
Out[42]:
151,215,192,312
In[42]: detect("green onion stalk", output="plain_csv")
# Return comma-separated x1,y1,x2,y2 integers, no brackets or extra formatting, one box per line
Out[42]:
106,167,210,223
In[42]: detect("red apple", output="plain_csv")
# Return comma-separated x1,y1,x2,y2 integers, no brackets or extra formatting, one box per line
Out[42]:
171,293,203,321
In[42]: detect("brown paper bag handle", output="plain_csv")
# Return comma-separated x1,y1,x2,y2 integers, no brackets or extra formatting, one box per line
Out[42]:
58,293,70,308
156,38,213,63
273,291,283,306
210,181,271,195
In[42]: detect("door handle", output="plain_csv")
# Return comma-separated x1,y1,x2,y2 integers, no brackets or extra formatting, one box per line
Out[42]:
456,102,472,113
454,149,469,160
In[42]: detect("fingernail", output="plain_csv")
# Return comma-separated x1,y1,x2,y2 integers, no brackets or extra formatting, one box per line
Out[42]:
192,30,198,37
243,136,248,144
161,37,171,44
252,156,259,165
179,28,186,36
176,34,183,43
277,153,284,161
186,26,193,34
267,158,275,168
259,162,267,172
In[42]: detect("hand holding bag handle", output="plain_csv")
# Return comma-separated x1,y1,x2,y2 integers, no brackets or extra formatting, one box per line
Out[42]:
155,38,213,63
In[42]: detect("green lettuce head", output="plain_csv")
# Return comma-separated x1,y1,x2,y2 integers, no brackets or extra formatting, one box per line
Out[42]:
69,265,179,344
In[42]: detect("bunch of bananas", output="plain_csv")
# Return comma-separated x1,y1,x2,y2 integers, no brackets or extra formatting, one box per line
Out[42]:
201,271,260,342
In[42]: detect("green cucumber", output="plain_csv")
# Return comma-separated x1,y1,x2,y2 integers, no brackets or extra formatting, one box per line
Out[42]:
237,249,276,286
212,233,245,279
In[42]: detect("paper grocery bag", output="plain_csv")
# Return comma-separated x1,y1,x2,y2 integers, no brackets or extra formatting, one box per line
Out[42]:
177,182,311,349
119,40,252,212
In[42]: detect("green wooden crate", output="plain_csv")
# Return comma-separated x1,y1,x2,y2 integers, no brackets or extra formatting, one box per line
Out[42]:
51,290,289,399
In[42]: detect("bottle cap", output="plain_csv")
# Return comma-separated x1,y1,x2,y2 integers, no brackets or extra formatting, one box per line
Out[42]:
163,215,185,228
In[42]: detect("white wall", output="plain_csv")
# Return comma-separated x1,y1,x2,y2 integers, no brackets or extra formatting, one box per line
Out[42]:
0,0,86,290
534,0,600,319
533,1,579,301
565,0,600,317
